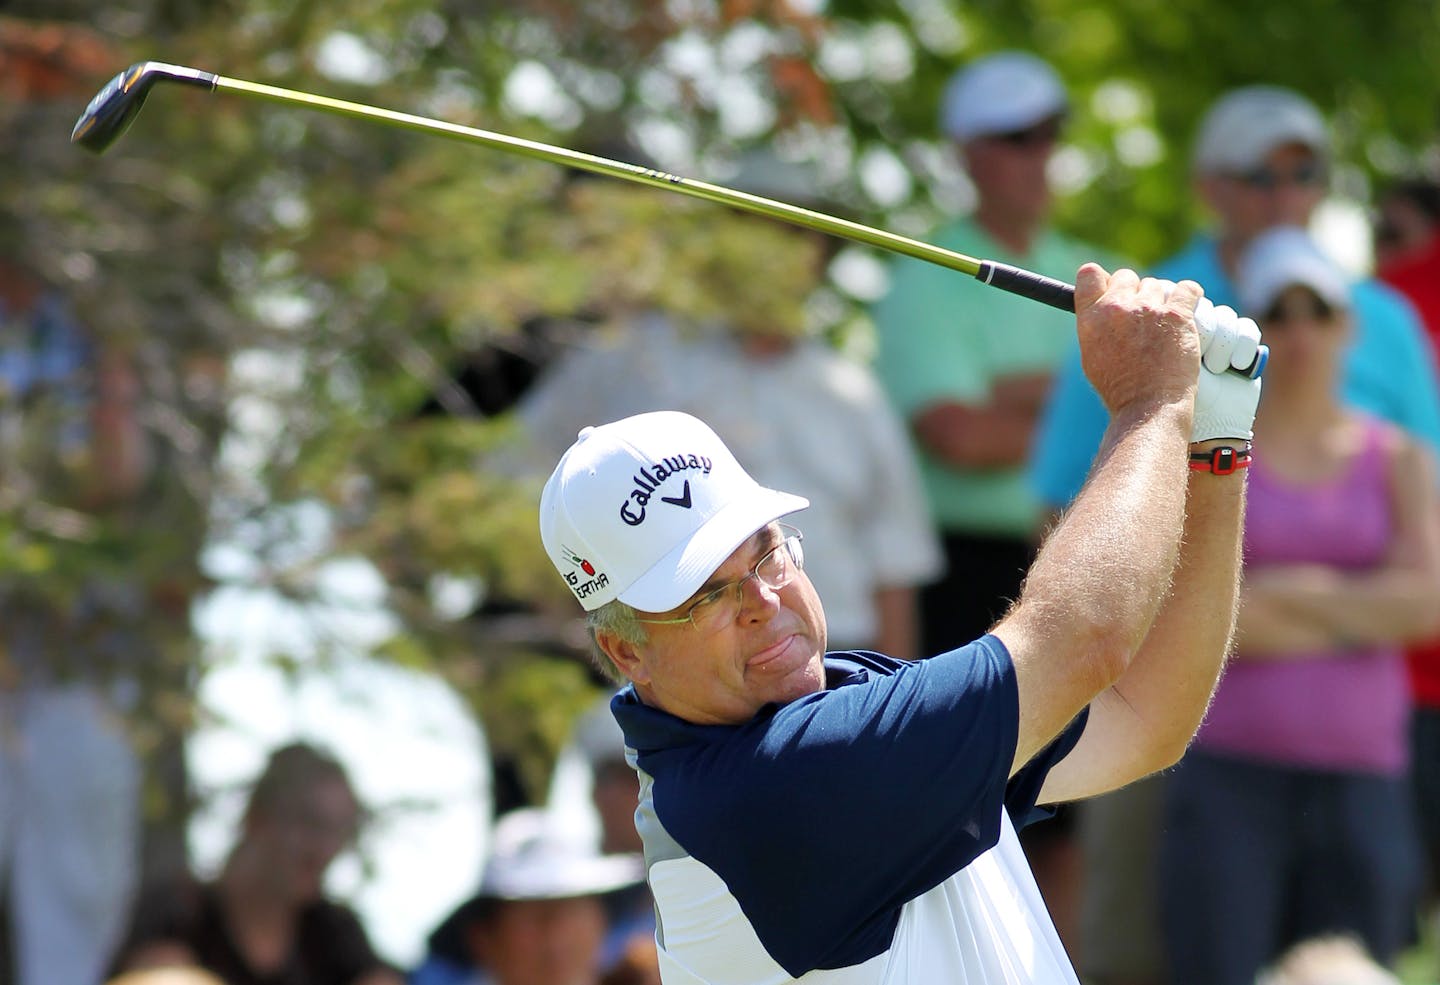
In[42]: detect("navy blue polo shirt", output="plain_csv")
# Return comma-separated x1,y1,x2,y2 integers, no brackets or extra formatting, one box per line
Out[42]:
613,635,1088,983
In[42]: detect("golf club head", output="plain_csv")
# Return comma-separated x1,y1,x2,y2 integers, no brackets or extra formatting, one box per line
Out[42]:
71,61,217,153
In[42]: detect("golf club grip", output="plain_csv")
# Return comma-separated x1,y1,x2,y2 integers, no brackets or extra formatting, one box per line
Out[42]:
975,261,1076,312
973,261,1265,380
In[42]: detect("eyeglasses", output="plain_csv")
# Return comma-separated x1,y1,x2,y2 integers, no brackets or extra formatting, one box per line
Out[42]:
985,117,1064,149
1262,294,1340,326
1233,161,1326,191
635,525,805,633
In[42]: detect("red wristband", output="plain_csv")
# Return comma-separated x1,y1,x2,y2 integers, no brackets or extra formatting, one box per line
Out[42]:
1188,444,1252,475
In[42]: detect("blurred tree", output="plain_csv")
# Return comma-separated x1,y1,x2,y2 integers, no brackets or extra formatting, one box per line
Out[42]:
6,0,1440,886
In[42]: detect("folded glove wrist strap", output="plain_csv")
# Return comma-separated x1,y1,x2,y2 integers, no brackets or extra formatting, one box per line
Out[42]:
1188,443,1253,475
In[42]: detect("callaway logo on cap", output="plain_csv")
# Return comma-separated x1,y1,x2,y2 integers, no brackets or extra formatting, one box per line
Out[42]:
539,411,809,613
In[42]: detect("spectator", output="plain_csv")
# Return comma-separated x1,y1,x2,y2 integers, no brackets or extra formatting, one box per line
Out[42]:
105,969,226,985
596,939,661,985
512,168,941,659
1033,86,1440,507
411,808,645,985
1032,86,1440,985
105,967,223,985
112,743,402,985
872,50,1124,652
1258,936,1403,985
1374,177,1440,301
0,254,147,985
546,695,656,970
1374,175,1440,952
870,50,1121,948
1159,227,1440,985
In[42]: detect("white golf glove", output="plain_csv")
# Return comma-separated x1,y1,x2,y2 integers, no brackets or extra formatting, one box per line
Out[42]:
1191,297,1264,442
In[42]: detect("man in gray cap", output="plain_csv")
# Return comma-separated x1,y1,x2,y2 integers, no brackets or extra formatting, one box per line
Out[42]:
1034,84,1440,509
413,808,645,985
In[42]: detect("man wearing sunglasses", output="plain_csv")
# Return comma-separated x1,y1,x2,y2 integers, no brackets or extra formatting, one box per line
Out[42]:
872,52,1125,661
1034,83,1440,515
1030,84,1440,985
537,263,1260,984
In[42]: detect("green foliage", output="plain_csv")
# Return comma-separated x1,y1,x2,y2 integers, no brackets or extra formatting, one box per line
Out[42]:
463,650,607,807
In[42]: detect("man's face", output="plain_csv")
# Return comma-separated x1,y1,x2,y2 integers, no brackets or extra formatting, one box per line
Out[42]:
1200,142,1327,243
471,897,607,985
959,114,1062,226
601,523,828,725
249,776,359,903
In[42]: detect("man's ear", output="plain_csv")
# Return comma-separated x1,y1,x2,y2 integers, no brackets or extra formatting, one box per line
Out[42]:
596,629,650,686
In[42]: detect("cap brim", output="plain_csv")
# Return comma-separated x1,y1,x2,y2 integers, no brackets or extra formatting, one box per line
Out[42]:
620,487,810,614
480,853,645,901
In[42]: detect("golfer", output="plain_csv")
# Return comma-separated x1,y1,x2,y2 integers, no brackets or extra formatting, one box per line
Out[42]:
539,264,1261,984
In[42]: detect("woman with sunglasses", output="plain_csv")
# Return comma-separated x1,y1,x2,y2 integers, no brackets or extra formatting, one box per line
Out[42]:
1158,226,1440,985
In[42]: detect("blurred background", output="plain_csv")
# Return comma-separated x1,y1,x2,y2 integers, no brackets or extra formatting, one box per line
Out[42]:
5,0,1440,975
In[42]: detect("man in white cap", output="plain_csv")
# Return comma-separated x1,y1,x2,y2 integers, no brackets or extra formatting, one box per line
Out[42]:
1028,84,1440,985
413,808,646,985
871,51,1124,655
539,264,1263,984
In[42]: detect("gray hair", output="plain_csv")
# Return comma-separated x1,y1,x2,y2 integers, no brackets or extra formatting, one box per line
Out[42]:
585,599,649,684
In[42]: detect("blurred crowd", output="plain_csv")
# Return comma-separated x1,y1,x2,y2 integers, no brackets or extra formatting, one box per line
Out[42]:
4,25,1440,985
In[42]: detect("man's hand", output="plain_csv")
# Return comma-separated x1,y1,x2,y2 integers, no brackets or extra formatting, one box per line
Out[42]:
1074,264,1202,419
1191,300,1263,442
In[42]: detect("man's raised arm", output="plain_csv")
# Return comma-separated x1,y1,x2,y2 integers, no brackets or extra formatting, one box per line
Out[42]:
992,265,1204,773
1034,295,1260,802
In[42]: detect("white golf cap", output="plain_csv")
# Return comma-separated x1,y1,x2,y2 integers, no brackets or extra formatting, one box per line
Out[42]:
1237,226,1352,316
939,51,1068,142
1193,85,1329,174
478,808,643,901
539,411,809,613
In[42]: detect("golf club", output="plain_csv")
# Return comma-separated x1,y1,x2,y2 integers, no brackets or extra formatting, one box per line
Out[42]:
72,61,1264,379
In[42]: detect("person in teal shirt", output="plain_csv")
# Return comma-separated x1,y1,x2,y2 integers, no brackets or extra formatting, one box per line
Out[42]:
873,51,1124,657
1032,86,1440,511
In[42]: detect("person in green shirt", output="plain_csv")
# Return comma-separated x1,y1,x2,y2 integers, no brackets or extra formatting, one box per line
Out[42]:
873,50,1122,656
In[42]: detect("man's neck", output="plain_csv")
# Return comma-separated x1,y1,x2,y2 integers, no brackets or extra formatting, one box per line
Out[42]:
973,203,1042,256
1216,232,1254,283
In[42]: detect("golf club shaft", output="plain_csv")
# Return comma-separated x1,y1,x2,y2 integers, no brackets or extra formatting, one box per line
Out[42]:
71,62,1267,380
220,76,1075,307
72,62,1075,312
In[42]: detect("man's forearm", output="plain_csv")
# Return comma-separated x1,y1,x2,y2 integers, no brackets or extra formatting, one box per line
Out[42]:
996,397,1193,770
1110,453,1246,760
1018,399,1193,658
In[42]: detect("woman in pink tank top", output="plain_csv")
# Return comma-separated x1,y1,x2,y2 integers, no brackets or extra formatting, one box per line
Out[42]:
1159,228,1440,985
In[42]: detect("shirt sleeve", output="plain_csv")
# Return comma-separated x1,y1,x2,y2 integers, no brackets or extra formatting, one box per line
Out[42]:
1028,344,1110,509
645,638,1080,973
